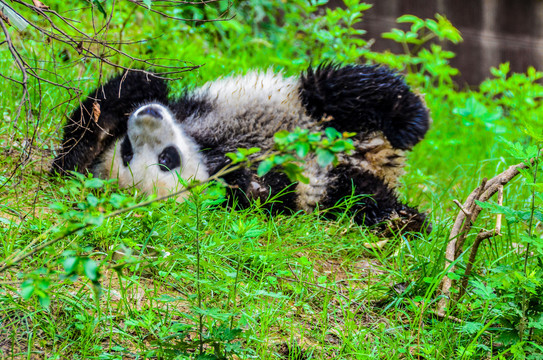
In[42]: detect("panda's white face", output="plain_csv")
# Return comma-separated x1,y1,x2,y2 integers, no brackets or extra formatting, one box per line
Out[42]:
94,103,209,199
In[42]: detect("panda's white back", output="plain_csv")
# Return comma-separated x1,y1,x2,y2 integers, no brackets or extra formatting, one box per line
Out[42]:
183,70,315,152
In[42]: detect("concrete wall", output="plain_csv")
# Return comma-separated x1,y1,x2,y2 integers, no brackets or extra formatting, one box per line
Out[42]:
335,0,543,84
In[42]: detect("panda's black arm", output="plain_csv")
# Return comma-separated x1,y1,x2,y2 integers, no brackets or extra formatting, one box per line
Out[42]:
51,71,169,174
299,64,430,150
320,164,431,233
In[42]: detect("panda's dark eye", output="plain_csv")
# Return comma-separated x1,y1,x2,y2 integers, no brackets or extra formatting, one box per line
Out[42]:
158,146,181,172
120,137,133,166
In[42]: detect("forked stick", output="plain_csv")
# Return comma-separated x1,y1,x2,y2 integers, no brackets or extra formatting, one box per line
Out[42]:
437,161,530,316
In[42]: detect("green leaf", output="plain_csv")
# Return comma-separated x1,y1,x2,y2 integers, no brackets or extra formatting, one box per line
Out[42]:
245,147,261,155
142,0,152,8
461,321,484,335
382,28,405,42
520,235,543,256
330,139,354,153
63,256,78,274
49,202,66,212
470,280,497,300
84,259,99,281
298,256,312,266
295,142,309,158
295,173,310,184
87,194,99,207
109,193,127,209
257,159,274,177
38,294,51,309
475,200,523,223
425,19,439,34
397,14,422,24
84,178,104,189
251,289,288,299
324,127,340,140
307,133,321,143
316,148,335,167
446,272,461,281
85,215,104,226
190,306,232,321
92,0,107,18
274,130,290,142
282,162,304,182
20,281,35,299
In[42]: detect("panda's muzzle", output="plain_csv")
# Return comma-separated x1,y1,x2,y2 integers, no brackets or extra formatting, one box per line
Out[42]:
136,105,163,120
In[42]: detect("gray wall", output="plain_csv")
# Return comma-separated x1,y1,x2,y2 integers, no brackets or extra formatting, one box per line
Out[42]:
336,0,543,85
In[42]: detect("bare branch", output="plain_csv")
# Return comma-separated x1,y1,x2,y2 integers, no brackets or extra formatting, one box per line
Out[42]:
0,0,229,194
452,199,471,217
437,161,531,316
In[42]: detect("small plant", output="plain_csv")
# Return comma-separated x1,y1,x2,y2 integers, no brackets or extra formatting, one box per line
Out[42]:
471,138,543,347
227,126,355,184
368,13,462,88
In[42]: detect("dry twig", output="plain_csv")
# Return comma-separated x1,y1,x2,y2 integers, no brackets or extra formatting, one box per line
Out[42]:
437,161,531,316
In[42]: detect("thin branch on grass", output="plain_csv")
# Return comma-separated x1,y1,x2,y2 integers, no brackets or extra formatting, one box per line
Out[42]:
127,0,234,22
430,309,462,323
6,0,226,78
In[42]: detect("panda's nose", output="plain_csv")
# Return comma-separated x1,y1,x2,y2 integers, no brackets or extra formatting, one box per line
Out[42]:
137,105,162,120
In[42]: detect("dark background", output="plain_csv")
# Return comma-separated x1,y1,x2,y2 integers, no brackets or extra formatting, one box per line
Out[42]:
331,0,543,85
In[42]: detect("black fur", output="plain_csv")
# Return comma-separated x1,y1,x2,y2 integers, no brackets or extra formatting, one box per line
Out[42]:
51,71,169,173
120,136,133,166
171,94,213,122
158,146,181,172
320,165,430,232
300,64,429,150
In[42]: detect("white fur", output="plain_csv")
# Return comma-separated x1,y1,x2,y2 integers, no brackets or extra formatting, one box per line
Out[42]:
184,70,312,150
94,103,209,199
195,70,301,112
296,158,331,213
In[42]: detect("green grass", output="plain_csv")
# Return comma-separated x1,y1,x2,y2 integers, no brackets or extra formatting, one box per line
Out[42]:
1,1,542,359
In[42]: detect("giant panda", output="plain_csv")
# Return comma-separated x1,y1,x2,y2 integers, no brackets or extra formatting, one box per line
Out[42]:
51,64,431,233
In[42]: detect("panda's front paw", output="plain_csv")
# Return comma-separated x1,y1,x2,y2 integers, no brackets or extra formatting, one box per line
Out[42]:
395,206,432,235
376,206,432,236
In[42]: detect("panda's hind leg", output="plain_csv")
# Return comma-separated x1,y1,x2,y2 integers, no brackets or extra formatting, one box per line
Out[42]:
320,164,431,234
299,64,430,151
52,70,169,174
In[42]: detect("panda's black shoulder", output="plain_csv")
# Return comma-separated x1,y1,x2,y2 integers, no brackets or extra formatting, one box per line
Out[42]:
170,92,213,123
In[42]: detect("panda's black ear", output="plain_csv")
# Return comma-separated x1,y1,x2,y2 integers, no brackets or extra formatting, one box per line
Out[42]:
299,63,430,150
52,70,170,174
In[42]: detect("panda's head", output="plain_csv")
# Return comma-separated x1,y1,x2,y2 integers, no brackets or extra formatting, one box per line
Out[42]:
94,103,209,199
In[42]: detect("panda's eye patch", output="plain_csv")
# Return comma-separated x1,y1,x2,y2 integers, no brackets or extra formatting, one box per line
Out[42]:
120,137,133,166
158,146,181,172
